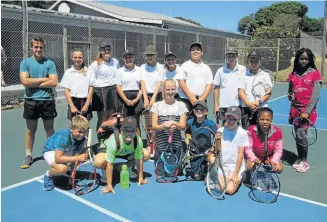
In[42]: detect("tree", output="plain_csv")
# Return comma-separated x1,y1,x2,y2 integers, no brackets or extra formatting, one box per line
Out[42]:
174,17,202,27
273,14,302,32
237,14,256,36
302,16,324,37
1,1,55,9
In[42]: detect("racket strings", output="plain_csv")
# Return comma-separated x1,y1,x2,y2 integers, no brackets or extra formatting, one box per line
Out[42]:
292,119,317,146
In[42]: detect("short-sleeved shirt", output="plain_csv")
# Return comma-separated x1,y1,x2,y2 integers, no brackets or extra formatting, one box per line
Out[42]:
186,118,218,151
162,65,184,97
239,69,273,107
140,62,164,94
115,65,141,91
213,64,246,107
246,125,283,163
60,66,91,98
150,100,188,153
176,60,213,99
88,58,119,87
20,57,57,100
42,128,85,154
287,68,322,108
104,134,143,164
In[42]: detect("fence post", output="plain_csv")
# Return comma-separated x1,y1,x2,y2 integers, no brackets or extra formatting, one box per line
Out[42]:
63,28,68,72
321,0,327,77
276,38,280,81
88,17,92,66
22,1,28,59
152,27,156,48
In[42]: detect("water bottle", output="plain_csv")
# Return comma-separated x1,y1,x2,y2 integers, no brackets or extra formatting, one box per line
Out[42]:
120,164,130,189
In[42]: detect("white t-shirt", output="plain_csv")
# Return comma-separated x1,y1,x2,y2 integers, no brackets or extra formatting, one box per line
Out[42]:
140,62,164,94
162,65,184,97
238,69,273,107
60,66,91,98
176,60,213,99
150,100,188,117
115,65,141,91
88,58,119,87
213,64,246,108
217,126,249,176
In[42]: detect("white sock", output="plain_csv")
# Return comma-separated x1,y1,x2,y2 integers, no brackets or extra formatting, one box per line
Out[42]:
26,149,32,156
101,169,107,179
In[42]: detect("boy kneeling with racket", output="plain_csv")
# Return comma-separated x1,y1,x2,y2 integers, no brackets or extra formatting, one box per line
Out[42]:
42,115,90,191
101,117,150,193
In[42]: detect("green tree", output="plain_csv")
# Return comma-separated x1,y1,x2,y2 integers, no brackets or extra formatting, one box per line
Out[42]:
237,14,256,35
302,16,324,36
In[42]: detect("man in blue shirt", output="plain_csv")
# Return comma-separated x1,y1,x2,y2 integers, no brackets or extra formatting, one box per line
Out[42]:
185,101,217,180
20,36,58,169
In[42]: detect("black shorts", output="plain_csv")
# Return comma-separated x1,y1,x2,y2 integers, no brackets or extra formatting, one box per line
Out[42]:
23,99,57,120
92,85,119,113
241,107,258,129
118,90,143,117
67,97,93,121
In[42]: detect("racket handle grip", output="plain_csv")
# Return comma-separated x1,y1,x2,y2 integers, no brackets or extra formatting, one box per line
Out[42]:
87,129,93,147
168,132,173,143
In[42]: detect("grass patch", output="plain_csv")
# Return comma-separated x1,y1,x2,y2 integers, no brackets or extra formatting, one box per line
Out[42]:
276,56,327,83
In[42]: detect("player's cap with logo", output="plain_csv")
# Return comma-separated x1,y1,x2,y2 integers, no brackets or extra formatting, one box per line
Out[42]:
121,117,137,131
248,51,261,59
194,101,208,110
225,106,241,120
189,42,202,51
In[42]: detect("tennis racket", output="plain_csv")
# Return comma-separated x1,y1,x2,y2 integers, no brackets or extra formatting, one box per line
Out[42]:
205,134,227,199
140,109,155,157
250,131,280,203
155,131,179,183
249,69,275,120
182,126,216,179
71,129,98,195
290,99,318,147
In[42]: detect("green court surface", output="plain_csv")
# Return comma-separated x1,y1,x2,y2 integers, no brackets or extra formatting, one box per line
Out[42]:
1,83,327,205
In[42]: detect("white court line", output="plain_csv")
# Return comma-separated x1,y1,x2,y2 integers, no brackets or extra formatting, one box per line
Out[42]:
1,176,43,192
35,179,132,222
268,95,288,102
273,123,327,131
279,192,327,207
274,113,327,121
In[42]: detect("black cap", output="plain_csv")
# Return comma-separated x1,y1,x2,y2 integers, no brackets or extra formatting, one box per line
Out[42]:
99,40,112,48
248,51,261,59
121,117,137,131
194,101,208,110
123,48,134,57
225,106,241,119
225,48,238,55
165,51,177,58
189,42,202,51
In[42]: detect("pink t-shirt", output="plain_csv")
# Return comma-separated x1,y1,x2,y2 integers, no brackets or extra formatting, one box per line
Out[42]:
287,68,322,108
245,125,283,164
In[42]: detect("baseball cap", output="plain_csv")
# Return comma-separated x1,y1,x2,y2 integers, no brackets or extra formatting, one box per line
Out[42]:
123,49,134,57
121,117,137,131
99,40,112,48
194,101,208,110
225,106,241,119
165,51,176,58
189,42,202,51
144,45,157,55
225,48,238,55
248,51,261,59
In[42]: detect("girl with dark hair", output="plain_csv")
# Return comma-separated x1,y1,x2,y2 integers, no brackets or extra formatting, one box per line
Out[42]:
288,48,322,173
60,49,93,121
245,108,284,173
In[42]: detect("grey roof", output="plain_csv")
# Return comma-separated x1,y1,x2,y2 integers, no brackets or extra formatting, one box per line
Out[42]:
49,0,200,27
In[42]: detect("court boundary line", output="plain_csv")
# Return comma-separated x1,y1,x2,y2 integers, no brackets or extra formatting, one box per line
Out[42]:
274,113,327,121
1,176,43,192
268,95,288,102
273,122,327,131
35,179,132,222
279,193,327,207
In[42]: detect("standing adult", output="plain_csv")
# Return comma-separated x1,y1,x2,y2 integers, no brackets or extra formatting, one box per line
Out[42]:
20,36,58,169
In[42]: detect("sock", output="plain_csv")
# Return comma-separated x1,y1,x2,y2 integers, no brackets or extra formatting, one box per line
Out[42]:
26,149,32,156
45,170,49,177
101,169,107,179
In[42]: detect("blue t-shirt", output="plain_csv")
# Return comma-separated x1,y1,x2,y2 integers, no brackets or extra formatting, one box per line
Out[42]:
20,57,57,100
42,128,85,154
186,118,218,151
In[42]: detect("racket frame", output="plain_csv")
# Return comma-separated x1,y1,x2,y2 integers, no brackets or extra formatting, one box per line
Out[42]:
140,109,155,156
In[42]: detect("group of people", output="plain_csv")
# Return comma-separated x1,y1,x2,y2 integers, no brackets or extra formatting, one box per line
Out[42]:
19,36,322,193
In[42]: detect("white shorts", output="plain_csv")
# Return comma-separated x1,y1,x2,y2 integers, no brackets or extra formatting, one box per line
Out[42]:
43,151,55,166
218,164,246,181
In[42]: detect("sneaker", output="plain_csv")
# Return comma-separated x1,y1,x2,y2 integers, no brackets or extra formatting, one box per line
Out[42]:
296,161,310,173
43,175,54,191
128,167,138,180
292,159,301,169
21,155,33,169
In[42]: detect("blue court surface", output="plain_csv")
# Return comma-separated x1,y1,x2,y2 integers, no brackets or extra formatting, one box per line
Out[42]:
2,86,327,222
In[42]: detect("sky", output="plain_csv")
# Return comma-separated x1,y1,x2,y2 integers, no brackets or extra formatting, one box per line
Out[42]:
101,1,325,33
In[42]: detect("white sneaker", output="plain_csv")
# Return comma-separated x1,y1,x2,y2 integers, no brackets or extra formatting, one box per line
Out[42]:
296,161,310,173
292,159,302,169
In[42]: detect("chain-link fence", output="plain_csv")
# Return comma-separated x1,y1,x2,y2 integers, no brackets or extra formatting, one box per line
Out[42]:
1,4,325,108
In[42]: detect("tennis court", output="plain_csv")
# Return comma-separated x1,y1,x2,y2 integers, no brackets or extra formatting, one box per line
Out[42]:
1,83,327,222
